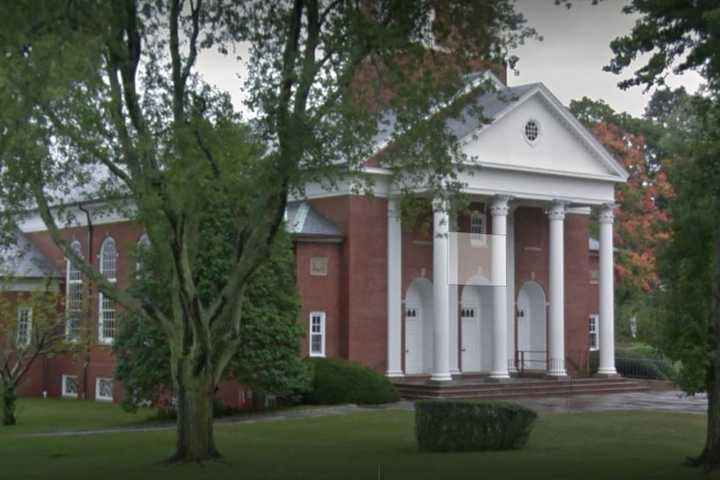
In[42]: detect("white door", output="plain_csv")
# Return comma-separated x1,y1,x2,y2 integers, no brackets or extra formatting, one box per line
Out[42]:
405,305,422,374
460,305,482,372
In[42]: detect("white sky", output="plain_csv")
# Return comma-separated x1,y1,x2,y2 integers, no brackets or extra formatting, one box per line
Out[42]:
195,0,705,119
510,0,703,116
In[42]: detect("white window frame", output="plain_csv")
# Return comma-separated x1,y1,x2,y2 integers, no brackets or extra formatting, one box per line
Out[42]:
589,314,599,351
16,306,32,347
309,311,326,358
470,210,487,247
62,374,79,398
95,377,114,402
98,237,118,345
65,241,83,341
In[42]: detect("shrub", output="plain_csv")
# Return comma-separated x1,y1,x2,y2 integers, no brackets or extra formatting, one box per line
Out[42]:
589,347,675,380
304,358,400,405
415,400,537,452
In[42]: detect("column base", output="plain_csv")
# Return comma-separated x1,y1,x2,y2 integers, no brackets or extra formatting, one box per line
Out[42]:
450,369,462,376
595,368,618,377
546,370,568,378
490,371,510,380
385,370,405,378
430,372,453,382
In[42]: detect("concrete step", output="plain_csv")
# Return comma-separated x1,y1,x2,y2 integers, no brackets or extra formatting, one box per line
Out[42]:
395,377,649,400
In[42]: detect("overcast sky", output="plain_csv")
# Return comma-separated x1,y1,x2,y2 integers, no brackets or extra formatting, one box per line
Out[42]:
196,0,704,119
510,0,703,116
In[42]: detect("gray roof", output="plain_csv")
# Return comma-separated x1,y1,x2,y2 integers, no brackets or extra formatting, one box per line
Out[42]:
445,83,540,140
0,233,60,278
286,202,342,238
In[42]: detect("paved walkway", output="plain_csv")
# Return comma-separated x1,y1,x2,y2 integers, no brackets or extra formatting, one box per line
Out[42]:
21,390,707,438
387,390,708,414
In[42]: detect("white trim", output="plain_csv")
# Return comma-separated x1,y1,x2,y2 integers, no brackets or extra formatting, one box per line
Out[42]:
98,237,118,344
589,314,599,351
95,377,114,402
309,311,326,357
65,241,83,341
61,374,79,398
16,306,32,347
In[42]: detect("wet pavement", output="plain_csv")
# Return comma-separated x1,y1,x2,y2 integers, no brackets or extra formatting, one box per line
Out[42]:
388,390,708,415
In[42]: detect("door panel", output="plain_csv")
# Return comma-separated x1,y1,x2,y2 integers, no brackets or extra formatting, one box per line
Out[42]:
405,306,422,374
461,305,481,372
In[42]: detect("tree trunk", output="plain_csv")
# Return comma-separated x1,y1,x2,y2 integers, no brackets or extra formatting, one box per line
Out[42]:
169,357,219,462
1,381,17,426
691,232,720,470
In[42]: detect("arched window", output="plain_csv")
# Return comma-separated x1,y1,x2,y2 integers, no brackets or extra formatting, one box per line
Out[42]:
135,233,150,273
65,241,83,340
98,237,117,344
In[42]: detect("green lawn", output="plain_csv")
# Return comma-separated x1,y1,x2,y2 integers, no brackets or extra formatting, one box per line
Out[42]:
0,398,157,435
0,400,715,480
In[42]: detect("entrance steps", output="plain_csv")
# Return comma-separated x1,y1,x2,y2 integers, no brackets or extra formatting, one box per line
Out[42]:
392,376,649,400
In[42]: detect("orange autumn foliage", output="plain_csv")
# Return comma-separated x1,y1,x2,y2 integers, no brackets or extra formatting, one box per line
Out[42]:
591,122,673,294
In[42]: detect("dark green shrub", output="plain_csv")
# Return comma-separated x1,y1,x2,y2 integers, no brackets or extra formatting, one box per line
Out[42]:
589,348,674,380
415,400,537,452
304,358,400,405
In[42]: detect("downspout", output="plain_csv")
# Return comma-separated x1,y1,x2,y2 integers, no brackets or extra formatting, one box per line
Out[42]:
78,204,94,400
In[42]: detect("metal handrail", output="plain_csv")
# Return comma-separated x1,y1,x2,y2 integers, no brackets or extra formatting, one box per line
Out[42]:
514,350,548,374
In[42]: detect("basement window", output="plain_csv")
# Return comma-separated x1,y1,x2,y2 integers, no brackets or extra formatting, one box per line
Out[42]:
62,375,79,398
96,377,114,402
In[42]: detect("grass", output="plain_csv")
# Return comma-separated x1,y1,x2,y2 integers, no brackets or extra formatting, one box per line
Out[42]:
0,398,156,435
0,399,715,480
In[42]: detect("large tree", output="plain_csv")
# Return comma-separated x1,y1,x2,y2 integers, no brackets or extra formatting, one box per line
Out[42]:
0,0,536,462
605,0,720,471
570,97,673,340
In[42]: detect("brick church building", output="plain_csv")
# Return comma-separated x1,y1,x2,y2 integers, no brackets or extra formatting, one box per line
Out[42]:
1,70,626,404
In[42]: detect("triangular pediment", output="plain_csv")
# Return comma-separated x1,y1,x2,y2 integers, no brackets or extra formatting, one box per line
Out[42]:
459,85,627,182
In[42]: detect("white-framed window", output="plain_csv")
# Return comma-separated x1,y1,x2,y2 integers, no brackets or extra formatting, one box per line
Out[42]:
16,306,32,347
98,237,118,344
135,233,150,273
65,241,83,340
309,312,326,357
524,119,541,145
470,211,486,235
589,314,599,351
62,374,79,398
95,377,114,402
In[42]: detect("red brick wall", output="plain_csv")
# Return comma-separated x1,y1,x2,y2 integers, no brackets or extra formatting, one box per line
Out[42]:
514,207,594,374
295,241,343,358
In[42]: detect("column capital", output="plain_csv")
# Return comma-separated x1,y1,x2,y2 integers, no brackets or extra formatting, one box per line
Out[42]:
387,197,400,219
432,196,448,212
490,196,511,217
598,204,617,224
547,202,567,221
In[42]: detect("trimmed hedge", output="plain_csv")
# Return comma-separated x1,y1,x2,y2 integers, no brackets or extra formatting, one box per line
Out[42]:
304,358,400,405
415,400,537,452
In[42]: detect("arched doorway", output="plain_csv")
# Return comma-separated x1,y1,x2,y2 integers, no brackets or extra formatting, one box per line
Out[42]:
405,278,433,375
516,281,547,371
460,284,493,373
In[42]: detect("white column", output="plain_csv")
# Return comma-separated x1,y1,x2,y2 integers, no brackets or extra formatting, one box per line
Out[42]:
431,198,452,382
547,202,567,377
598,205,618,376
490,196,510,379
386,198,404,377
449,284,460,375
507,211,517,373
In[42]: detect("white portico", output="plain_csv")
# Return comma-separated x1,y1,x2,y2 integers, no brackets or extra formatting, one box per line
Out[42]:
385,79,628,381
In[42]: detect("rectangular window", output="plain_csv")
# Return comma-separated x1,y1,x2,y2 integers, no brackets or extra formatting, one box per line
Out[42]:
62,375,79,398
589,314,599,351
309,312,326,357
95,377,114,402
470,211,486,235
66,251,83,341
590,269,599,284
16,306,32,347
98,293,116,344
